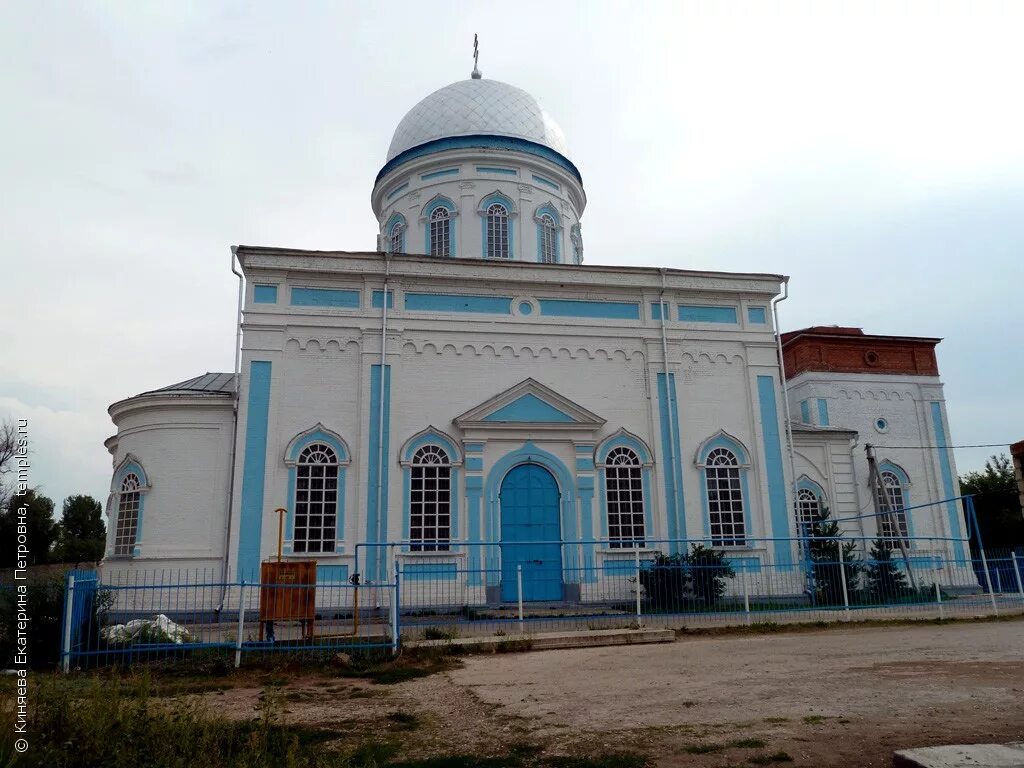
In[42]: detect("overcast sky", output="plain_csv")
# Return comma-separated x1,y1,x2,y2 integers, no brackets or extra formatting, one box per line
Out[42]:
2,1,1022,513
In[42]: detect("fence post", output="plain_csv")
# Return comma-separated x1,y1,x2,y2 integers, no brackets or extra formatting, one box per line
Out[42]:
61,573,76,673
934,580,943,621
978,543,998,616
1012,552,1024,600
742,568,751,626
838,545,851,620
516,564,524,633
234,580,245,669
634,547,642,629
392,560,401,655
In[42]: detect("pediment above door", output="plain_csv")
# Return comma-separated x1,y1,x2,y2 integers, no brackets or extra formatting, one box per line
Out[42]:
454,378,606,432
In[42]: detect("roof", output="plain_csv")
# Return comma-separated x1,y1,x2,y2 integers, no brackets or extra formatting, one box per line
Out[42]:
790,421,858,435
386,78,570,163
781,326,941,346
136,372,236,398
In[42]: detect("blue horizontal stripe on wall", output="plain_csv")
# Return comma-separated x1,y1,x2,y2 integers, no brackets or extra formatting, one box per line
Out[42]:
421,168,459,180
603,558,655,575
291,287,361,308
403,562,458,581
464,442,484,454
539,299,640,320
372,290,394,309
253,285,278,304
532,174,559,190
465,456,483,472
575,444,595,454
731,556,762,573
650,302,670,321
476,166,518,175
377,135,583,185
405,292,512,314
576,457,595,472
317,564,350,582
679,305,738,323
747,306,767,324
386,182,408,200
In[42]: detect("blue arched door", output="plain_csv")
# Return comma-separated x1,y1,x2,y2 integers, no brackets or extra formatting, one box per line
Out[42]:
500,463,563,601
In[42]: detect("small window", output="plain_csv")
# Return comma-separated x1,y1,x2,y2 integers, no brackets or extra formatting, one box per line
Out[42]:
410,445,451,551
539,213,557,264
795,488,821,538
605,447,645,548
877,470,909,547
704,448,746,546
429,207,451,257
294,443,339,554
389,220,404,254
486,203,509,259
114,473,141,556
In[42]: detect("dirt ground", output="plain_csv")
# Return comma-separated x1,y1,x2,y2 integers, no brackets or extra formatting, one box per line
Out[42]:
203,619,1024,767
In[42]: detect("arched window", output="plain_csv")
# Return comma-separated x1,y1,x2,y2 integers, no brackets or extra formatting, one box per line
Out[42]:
486,203,509,259
796,488,821,539
539,213,557,263
605,447,645,548
114,473,141,556
429,206,451,257
294,443,339,553
389,219,404,254
877,470,909,547
705,448,746,546
410,445,451,551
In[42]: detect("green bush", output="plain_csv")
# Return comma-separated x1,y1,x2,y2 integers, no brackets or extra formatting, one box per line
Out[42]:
639,544,735,610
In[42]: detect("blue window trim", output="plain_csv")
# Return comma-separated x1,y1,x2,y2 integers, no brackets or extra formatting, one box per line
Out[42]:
796,476,827,501
400,428,462,552
595,430,654,547
800,400,811,424
423,196,457,257
479,192,516,259
534,203,561,264
253,284,278,304
817,398,830,426
878,461,916,541
532,173,560,190
113,455,150,558
283,425,351,555
696,431,753,547
385,212,407,253
747,306,767,324
421,167,459,180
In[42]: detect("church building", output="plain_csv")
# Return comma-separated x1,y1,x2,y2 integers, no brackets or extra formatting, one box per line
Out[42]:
102,60,966,600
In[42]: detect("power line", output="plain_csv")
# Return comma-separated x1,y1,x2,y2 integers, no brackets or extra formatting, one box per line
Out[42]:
870,443,1015,450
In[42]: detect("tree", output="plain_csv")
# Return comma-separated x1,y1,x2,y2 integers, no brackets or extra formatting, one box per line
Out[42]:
806,506,862,605
0,488,58,566
54,494,106,564
865,538,909,601
639,544,736,610
0,418,21,510
959,454,1023,551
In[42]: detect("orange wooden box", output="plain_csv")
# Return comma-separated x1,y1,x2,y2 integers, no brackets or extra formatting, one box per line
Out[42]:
259,560,317,624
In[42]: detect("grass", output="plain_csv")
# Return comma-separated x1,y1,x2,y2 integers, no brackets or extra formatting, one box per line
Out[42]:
802,715,825,724
683,738,766,754
387,710,421,730
748,751,793,764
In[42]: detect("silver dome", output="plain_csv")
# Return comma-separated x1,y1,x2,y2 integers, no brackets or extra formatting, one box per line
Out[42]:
386,78,570,162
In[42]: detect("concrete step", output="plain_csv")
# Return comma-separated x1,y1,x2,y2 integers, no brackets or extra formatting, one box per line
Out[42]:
894,744,1024,768
408,627,675,653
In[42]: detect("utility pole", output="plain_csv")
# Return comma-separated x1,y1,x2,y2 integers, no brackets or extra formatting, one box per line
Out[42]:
866,444,918,591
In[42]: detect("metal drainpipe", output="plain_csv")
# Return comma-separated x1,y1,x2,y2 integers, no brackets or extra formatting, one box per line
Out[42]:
218,246,244,612
659,269,680,550
374,250,391,584
770,278,799,548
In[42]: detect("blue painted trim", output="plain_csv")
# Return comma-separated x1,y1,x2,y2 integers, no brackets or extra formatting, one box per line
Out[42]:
532,174,560,190
291,287,360,308
576,458,595,472
367,365,391,582
930,402,964,561
476,166,517,176
577,476,596,583
575,444,595,454
287,429,349,463
757,376,792,566
518,301,534,315
238,361,272,579
401,429,460,464
403,562,458,581
483,393,575,423
817,399,830,427
747,306,767,324
534,203,561,264
800,400,811,424
732,556,762,573
405,292,512,314
878,461,916,541
797,476,827,501
679,305,738,324
423,196,457,257
253,285,278,304
371,290,394,309
538,299,640,320
480,192,515,259
385,213,406,253
697,433,750,466
386,182,408,200
650,302,669,321
466,474,483,585
378,134,583,185
656,373,686,550
286,429,348,552
597,431,653,465
466,456,483,472
464,442,484,454
421,168,459,180
317,564,350,583
603,558,655,575
115,460,148,487
697,434,753,544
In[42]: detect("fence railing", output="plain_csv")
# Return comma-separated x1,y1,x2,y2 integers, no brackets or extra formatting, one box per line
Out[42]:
62,532,1024,670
